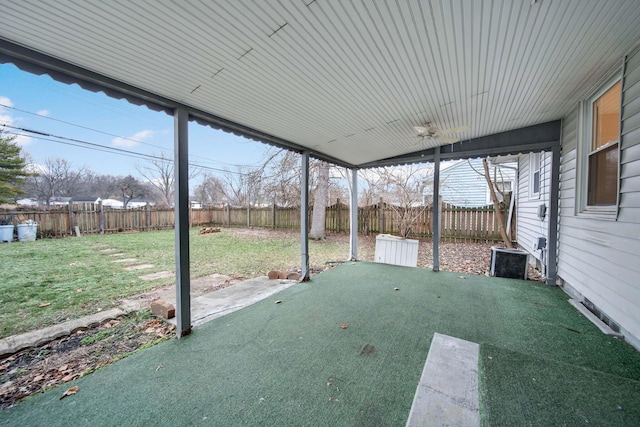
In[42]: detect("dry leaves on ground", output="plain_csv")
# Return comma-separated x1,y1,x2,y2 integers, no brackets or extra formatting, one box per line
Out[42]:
0,315,174,410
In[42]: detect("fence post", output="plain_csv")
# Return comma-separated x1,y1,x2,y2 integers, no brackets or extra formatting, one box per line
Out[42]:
272,202,276,229
438,196,443,237
68,200,75,236
336,198,341,232
99,200,105,234
146,203,151,231
378,197,384,234
226,204,231,227
247,205,250,228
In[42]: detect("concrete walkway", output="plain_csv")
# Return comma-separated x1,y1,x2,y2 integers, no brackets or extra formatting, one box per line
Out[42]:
406,333,480,427
0,276,298,357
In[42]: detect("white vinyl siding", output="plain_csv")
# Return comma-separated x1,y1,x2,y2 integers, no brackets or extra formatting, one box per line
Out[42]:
439,159,490,207
557,45,640,347
517,152,552,267
439,158,515,208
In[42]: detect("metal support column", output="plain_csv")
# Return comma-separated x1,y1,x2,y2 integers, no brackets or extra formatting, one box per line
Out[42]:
349,168,358,261
174,107,191,337
546,145,561,286
433,146,441,272
300,151,310,281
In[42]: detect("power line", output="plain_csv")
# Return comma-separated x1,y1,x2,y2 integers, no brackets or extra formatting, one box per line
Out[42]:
0,103,262,169
1,124,248,176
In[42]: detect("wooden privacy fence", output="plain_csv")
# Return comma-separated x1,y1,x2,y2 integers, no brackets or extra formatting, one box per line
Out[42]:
0,201,510,242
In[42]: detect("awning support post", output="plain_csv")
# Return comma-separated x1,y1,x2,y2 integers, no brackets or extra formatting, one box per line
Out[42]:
174,107,191,337
433,146,441,272
300,151,310,282
349,168,358,261
546,145,561,285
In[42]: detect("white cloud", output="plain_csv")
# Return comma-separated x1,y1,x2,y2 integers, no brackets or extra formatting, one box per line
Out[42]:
0,96,13,108
13,133,32,146
36,109,50,117
112,129,154,147
0,97,16,128
26,163,47,174
0,113,14,126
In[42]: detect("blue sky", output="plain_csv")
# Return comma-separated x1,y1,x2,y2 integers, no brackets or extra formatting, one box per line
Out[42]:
0,63,270,183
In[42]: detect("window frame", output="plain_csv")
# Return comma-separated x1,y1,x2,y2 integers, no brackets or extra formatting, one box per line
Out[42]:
530,152,541,199
576,71,622,219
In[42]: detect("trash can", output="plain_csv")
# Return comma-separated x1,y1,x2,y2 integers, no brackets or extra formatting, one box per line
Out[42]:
0,224,14,243
17,221,38,242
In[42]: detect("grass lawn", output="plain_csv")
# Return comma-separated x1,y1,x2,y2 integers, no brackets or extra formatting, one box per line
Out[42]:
0,228,365,339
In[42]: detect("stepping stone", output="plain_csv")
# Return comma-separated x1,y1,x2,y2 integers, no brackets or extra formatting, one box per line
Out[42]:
111,258,138,263
406,333,479,427
108,253,125,257
99,248,118,253
139,271,174,281
124,264,155,271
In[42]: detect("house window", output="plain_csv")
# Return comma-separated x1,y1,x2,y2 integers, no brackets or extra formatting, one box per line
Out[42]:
530,152,541,198
579,75,621,215
486,180,512,204
588,81,620,206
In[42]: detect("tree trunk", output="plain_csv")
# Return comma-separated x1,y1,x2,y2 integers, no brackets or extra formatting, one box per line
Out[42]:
482,158,513,248
309,161,329,240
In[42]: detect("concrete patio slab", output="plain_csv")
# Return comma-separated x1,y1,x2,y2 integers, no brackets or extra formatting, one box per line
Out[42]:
0,308,128,358
172,276,298,327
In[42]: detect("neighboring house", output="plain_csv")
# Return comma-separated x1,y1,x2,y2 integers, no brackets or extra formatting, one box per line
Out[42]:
127,198,153,209
439,158,516,207
100,198,125,209
16,198,39,207
49,197,72,208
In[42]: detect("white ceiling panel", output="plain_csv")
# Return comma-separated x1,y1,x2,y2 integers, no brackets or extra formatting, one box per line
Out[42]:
1,0,639,166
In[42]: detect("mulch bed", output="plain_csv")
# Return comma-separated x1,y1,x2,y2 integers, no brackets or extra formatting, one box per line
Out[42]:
0,314,174,410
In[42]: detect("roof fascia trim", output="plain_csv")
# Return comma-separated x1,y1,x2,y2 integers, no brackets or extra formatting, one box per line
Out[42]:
0,38,354,169
359,121,562,168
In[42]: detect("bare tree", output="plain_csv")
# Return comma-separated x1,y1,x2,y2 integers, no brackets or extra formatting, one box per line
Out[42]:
372,165,433,238
482,158,513,248
25,158,85,207
309,161,329,240
193,173,226,206
114,175,148,208
134,152,174,207
262,150,300,206
221,166,259,206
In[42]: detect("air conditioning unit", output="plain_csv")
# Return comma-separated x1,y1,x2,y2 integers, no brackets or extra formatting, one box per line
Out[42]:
490,247,528,280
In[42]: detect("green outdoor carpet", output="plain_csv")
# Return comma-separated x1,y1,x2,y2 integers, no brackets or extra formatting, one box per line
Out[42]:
479,344,640,426
2,262,640,426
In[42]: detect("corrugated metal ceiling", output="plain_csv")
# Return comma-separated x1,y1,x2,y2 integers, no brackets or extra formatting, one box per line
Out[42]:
1,0,639,167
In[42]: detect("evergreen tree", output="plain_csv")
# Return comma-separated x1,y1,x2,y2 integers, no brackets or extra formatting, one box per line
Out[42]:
0,131,29,203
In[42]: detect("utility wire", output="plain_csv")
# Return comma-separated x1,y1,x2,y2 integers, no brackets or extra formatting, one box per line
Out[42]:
0,103,262,169
1,124,248,176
